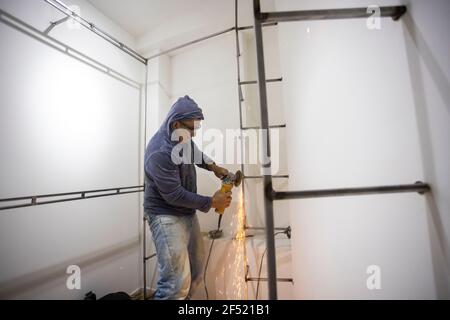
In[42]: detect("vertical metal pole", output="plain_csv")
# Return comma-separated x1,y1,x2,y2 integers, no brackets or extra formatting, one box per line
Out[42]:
142,62,149,300
234,0,248,229
235,0,250,300
143,216,147,300
253,0,277,299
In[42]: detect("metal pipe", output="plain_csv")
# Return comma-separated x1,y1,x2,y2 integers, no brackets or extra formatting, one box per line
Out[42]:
0,186,144,211
143,216,147,300
147,27,235,60
259,6,407,23
246,277,293,283
271,182,430,201
0,9,140,89
239,78,283,85
0,185,143,202
144,65,149,154
145,253,157,261
146,20,281,61
237,22,278,31
44,0,147,65
0,190,144,211
142,62,150,300
242,124,286,130
234,0,251,250
245,226,286,231
253,0,277,300
244,175,289,179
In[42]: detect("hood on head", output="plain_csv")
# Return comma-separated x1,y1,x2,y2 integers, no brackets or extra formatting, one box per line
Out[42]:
161,96,204,137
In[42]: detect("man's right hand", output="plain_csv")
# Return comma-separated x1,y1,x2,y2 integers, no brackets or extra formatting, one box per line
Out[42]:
211,191,232,211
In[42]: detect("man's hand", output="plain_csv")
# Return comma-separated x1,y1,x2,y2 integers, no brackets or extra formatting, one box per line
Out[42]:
209,164,229,180
211,190,232,211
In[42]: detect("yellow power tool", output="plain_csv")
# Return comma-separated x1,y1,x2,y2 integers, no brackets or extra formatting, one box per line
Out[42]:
215,170,243,215
209,170,243,239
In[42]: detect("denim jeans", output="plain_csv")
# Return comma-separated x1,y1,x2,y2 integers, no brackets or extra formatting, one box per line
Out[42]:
145,211,205,300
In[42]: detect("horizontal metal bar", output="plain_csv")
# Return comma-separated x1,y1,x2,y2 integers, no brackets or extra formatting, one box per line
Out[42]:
44,0,147,64
147,27,235,60
245,226,286,231
0,186,144,211
144,254,156,261
259,6,407,23
239,78,283,85
244,175,289,179
0,185,144,202
237,22,278,31
242,124,286,130
147,21,280,61
246,277,293,283
270,181,430,201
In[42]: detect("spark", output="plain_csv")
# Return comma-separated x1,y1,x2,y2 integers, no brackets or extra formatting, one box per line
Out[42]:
229,187,248,299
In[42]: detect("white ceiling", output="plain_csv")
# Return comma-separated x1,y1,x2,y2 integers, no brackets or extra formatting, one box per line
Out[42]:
87,0,207,38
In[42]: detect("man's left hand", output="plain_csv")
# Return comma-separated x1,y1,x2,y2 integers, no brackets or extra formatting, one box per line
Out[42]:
210,164,229,180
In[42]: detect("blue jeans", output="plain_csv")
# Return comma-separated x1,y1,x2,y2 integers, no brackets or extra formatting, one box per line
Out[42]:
145,211,205,300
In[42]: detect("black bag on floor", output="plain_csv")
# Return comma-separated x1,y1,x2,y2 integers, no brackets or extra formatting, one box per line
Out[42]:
84,291,131,300
99,292,131,300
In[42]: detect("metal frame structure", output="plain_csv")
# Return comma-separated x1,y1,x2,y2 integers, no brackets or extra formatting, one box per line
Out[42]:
271,182,430,200
0,186,144,211
233,0,291,297
0,9,140,89
142,54,152,300
0,7,146,212
147,23,279,61
251,0,429,300
258,6,407,23
44,0,148,65
246,277,293,283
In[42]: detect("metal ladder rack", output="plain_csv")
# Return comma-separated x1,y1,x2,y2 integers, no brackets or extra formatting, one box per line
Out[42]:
251,0,430,300
234,0,292,294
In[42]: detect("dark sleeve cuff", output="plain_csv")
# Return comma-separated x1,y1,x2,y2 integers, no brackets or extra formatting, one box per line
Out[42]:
199,196,213,213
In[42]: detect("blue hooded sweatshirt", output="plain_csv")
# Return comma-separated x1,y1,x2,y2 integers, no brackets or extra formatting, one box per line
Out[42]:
143,96,214,215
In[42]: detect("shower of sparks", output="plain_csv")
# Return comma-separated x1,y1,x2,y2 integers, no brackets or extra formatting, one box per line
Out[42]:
229,187,248,299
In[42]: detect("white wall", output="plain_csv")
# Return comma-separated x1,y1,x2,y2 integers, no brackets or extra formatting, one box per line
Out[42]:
401,0,450,299
276,0,449,299
0,0,145,299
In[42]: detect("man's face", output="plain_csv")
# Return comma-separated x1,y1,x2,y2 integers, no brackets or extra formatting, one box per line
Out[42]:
174,119,202,141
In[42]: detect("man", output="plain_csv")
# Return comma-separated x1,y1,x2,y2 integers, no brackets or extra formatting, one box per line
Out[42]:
144,96,232,300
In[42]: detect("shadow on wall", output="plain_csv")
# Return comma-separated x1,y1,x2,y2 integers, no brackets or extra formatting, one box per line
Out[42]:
0,237,139,299
0,9,141,90
402,10,450,299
